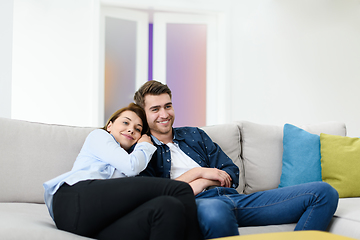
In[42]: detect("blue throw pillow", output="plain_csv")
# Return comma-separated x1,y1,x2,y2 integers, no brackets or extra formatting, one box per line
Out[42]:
278,124,322,188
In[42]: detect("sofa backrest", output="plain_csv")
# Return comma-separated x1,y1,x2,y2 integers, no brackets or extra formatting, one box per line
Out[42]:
0,117,95,203
237,121,347,194
0,117,348,203
201,123,244,193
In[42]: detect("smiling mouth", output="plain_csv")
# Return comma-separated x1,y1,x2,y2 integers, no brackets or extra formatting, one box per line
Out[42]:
122,134,134,140
157,119,170,125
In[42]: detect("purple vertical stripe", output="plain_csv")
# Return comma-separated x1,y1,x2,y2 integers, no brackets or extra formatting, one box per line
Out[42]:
148,23,153,81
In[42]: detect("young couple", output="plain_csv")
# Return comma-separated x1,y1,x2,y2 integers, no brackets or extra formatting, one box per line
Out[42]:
44,80,339,240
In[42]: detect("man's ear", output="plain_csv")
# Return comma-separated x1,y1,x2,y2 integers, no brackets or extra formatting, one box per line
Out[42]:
106,121,113,132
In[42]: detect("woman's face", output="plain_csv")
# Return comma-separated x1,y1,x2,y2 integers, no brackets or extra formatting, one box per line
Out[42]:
107,110,143,150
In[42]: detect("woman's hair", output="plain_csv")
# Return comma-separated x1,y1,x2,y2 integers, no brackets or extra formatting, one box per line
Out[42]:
134,80,172,109
102,103,149,135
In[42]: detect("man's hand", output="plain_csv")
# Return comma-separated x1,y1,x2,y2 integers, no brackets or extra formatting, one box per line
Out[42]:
201,168,232,188
137,134,153,145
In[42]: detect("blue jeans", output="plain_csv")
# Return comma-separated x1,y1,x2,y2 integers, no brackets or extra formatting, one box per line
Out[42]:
195,182,339,239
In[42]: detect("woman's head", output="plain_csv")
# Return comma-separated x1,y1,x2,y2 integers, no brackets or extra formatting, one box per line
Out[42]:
103,103,149,150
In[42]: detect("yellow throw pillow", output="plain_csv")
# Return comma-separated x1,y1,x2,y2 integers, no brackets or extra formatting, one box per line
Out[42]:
320,133,360,198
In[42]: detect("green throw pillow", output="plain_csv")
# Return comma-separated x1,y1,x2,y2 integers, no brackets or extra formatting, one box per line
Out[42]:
320,133,360,198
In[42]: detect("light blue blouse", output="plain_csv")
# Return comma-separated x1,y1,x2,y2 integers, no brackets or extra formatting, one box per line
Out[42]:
43,129,156,219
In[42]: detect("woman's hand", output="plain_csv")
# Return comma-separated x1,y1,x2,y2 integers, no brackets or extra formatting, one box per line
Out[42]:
176,167,232,188
137,134,153,145
189,179,221,195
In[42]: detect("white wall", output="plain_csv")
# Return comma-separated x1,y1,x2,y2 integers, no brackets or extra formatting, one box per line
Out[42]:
8,0,360,136
0,0,13,118
11,0,100,127
230,0,360,137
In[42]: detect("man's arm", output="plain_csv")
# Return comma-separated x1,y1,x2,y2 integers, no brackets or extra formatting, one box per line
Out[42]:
197,128,240,188
175,167,232,194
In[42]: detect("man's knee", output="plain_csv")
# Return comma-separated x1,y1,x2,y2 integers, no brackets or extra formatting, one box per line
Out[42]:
196,198,238,238
317,182,339,207
197,199,230,221
304,181,339,214
310,182,338,199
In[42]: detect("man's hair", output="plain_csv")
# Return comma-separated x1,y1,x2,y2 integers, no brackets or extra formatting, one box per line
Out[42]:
134,80,172,108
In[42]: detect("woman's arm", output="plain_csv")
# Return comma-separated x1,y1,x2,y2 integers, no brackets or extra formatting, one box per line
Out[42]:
83,130,156,176
188,178,221,195
175,167,232,187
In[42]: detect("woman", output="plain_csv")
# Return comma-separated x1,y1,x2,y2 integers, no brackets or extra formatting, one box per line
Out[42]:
43,103,202,240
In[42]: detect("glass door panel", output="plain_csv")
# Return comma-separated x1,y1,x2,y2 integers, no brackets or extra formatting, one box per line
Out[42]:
166,23,207,127
100,7,148,124
153,13,218,127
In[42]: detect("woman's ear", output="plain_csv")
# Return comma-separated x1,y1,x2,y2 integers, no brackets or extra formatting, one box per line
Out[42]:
106,121,113,132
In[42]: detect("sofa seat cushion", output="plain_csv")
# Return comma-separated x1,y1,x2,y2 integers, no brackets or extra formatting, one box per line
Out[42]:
334,198,360,223
238,223,296,235
0,203,92,240
327,198,360,239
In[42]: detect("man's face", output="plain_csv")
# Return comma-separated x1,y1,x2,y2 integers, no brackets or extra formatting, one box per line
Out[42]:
143,93,175,138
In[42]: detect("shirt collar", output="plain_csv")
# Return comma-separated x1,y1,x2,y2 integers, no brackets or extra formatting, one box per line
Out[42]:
150,128,184,146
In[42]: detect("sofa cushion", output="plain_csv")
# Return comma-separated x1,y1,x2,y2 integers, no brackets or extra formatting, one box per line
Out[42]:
327,197,360,239
279,124,322,188
239,121,346,194
0,118,95,203
0,203,92,239
320,134,360,198
238,121,283,194
201,123,244,193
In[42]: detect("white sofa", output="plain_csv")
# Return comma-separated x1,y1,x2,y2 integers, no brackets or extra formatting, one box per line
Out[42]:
0,117,359,239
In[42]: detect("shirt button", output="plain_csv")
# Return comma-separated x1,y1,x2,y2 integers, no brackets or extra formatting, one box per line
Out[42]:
167,159,170,162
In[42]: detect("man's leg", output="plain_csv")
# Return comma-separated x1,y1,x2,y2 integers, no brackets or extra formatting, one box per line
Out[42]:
232,182,338,230
196,198,239,239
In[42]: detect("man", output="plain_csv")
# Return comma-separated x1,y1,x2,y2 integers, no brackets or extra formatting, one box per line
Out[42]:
134,80,339,239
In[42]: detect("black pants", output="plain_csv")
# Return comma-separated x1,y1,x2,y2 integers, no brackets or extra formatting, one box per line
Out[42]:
53,177,203,240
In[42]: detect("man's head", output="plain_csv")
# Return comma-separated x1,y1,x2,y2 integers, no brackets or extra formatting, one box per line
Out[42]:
134,80,175,142
134,80,172,109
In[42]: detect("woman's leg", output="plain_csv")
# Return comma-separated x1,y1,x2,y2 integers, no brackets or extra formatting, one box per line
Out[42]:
97,196,186,240
53,177,202,240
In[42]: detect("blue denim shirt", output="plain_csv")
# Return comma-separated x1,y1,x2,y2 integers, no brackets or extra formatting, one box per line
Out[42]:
140,127,239,189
